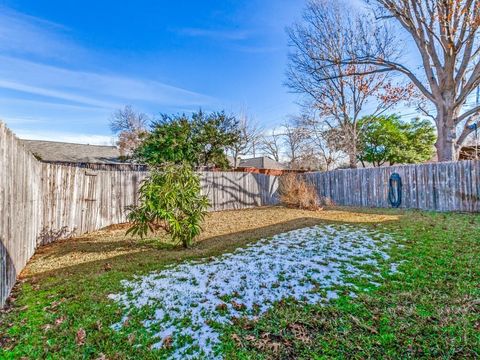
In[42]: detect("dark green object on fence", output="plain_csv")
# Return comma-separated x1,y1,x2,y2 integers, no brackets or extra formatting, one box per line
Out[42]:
388,173,402,208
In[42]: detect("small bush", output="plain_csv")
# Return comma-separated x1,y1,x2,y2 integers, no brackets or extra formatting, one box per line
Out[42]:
126,162,210,248
279,173,327,211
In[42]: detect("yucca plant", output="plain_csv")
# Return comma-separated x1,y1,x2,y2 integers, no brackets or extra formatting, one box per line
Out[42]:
126,162,210,248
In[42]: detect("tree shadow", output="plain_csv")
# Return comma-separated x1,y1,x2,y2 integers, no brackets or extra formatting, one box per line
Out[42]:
201,172,279,210
21,207,402,282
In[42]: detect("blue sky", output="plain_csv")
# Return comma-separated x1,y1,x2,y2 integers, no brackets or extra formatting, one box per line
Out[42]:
0,0,306,144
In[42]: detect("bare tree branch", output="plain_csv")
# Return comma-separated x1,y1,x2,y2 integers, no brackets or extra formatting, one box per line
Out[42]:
286,0,411,168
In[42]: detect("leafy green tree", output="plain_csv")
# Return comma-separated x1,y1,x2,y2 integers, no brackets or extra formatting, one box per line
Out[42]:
134,115,196,165
358,115,436,167
135,111,240,169
126,163,210,248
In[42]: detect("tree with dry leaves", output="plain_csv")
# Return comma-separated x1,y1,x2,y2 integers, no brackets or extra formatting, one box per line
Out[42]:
296,112,345,171
348,0,480,161
110,105,149,157
283,121,310,169
287,0,413,168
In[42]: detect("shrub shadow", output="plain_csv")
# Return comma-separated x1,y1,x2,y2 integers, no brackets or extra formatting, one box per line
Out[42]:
22,207,402,282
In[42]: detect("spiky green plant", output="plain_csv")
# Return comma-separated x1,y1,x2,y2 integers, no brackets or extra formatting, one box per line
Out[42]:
126,162,210,248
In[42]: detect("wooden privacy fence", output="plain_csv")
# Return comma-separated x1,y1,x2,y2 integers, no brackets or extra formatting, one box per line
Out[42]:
1,123,43,309
2,118,480,307
41,166,279,238
305,161,480,212
0,122,279,307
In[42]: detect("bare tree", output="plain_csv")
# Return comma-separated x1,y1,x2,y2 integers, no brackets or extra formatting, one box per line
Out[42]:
228,112,263,168
286,0,414,168
342,0,480,161
110,105,149,156
283,121,309,169
260,129,284,162
297,113,344,171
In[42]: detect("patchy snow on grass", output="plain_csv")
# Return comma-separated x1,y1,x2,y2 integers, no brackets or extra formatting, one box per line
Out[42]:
109,225,395,359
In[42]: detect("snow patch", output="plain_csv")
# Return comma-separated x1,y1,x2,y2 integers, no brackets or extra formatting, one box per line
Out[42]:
109,225,395,359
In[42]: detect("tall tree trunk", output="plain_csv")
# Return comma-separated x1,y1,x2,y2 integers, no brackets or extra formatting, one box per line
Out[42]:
348,152,357,168
348,133,358,168
435,92,460,162
435,125,457,162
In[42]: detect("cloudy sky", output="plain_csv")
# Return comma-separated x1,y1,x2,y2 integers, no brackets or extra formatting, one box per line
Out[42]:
0,0,308,144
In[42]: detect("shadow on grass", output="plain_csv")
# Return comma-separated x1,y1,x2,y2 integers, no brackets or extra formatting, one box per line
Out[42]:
21,207,404,283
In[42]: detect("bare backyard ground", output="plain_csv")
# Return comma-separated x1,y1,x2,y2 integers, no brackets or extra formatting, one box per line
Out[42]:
1,206,479,359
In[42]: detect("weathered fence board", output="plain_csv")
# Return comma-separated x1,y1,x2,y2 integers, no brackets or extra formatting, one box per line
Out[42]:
305,161,480,212
0,123,43,308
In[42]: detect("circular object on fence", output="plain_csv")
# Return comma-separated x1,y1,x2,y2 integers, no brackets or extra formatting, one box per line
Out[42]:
388,173,402,208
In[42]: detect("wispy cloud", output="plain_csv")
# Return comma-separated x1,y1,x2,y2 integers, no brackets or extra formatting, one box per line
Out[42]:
178,27,250,41
0,97,110,113
0,56,214,109
0,6,84,62
177,27,282,54
0,6,217,137
0,79,119,109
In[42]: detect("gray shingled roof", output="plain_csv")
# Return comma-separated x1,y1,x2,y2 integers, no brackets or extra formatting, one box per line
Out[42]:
21,139,122,164
239,156,286,170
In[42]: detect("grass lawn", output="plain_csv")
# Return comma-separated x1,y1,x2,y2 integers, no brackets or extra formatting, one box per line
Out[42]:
0,206,479,359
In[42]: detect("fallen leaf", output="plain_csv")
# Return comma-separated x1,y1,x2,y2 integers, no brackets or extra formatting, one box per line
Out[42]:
162,336,173,349
103,263,112,271
76,328,86,346
288,323,311,344
55,316,66,326
231,301,246,311
215,303,227,311
231,333,242,347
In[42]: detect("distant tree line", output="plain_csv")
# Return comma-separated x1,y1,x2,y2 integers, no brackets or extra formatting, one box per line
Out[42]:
111,0,479,168
286,0,480,163
110,105,436,170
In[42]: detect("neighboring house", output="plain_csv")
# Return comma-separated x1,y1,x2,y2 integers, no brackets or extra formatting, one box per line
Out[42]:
427,144,479,162
238,156,286,170
20,139,147,171
21,139,296,173
459,145,480,160
21,139,122,164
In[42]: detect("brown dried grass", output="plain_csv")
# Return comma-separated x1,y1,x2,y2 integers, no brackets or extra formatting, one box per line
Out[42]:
279,173,327,211
21,206,399,279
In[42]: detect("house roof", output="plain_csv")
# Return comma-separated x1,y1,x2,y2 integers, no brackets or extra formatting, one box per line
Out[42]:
239,156,286,170
21,139,123,164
